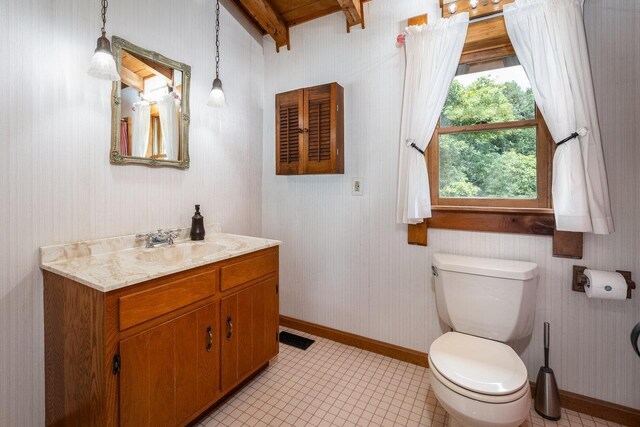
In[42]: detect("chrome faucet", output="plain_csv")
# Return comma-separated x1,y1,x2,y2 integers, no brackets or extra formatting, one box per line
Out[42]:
136,229,178,248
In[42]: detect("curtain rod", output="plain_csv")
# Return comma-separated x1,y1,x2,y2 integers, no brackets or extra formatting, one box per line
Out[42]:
471,11,504,23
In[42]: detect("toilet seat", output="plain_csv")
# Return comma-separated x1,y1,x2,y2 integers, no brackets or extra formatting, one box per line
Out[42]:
429,332,529,399
429,355,530,404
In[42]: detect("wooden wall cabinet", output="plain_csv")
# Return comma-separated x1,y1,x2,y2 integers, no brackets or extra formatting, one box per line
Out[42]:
44,247,279,427
276,82,344,175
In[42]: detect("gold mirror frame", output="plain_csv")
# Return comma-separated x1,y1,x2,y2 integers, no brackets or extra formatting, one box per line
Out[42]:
110,36,191,169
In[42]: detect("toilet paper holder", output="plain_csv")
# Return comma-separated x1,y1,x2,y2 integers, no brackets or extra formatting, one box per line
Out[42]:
572,265,635,299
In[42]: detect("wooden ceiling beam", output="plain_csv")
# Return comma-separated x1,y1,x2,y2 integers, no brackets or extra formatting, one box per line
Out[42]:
120,66,144,92
235,0,290,51
337,0,362,27
123,51,173,84
227,0,267,35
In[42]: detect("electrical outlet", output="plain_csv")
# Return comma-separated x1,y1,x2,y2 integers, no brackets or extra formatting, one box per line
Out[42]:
352,177,363,196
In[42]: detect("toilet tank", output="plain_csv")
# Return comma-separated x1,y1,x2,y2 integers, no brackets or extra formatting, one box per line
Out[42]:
432,253,538,343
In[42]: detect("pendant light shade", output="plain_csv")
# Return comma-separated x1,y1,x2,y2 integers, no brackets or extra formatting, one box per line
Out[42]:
88,0,120,81
208,0,226,107
88,35,120,81
208,78,226,107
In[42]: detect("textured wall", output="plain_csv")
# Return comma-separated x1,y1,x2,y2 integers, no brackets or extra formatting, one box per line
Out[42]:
0,0,264,425
262,0,640,409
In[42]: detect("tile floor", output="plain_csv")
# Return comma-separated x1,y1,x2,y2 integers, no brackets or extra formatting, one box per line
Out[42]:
197,328,627,427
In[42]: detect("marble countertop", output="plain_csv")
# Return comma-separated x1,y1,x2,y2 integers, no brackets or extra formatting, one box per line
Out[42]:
40,224,280,292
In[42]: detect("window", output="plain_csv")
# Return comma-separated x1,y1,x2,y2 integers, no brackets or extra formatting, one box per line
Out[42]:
427,55,552,210
408,15,581,259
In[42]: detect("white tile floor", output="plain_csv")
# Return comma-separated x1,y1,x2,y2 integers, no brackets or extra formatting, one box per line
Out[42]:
197,328,627,427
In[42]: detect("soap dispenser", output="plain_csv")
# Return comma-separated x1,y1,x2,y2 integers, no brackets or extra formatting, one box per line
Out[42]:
190,205,205,241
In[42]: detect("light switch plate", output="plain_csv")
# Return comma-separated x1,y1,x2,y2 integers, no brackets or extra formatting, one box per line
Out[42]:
352,177,363,196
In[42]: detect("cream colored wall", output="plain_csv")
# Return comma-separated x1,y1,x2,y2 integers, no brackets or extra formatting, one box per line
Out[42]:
0,0,264,425
261,0,640,409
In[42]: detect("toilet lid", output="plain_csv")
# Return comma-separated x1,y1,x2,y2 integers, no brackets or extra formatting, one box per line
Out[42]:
429,332,528,396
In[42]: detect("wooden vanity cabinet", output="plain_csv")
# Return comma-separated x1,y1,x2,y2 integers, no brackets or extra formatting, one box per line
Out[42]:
44,246,279,427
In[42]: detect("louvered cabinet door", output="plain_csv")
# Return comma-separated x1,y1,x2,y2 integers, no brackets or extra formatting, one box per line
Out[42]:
276,89,303,175
302,83,344,174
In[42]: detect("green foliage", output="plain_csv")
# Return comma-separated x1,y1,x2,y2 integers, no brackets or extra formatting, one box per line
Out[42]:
438,74,537,199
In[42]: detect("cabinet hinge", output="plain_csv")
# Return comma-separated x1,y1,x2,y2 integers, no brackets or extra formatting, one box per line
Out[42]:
276,282,279,294
112,354,121,375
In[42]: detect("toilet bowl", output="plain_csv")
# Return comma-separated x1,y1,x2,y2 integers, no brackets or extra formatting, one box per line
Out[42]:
429,254,539,427
429,333,531,427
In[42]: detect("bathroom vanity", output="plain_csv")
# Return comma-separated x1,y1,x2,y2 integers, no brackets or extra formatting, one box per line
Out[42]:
41,226,280,426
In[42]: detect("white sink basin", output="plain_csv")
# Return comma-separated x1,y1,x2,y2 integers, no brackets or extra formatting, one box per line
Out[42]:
135,242,226,263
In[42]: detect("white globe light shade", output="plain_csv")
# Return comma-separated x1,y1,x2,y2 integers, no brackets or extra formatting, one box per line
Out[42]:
207,78,226,107
88,36,120,81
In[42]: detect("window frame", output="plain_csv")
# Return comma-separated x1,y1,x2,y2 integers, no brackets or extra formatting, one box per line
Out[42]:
427,45,554,213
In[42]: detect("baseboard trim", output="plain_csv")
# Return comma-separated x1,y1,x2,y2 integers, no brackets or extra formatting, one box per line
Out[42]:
279,315,429,367
530,382,640,426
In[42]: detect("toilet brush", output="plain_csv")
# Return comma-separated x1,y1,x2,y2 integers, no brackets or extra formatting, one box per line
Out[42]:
534,322,561,420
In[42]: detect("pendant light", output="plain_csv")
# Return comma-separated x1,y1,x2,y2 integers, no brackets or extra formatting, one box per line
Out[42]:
208,0,226,107
88,0,120,81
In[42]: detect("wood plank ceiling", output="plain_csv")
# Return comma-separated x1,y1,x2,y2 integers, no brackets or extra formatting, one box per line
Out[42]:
229,0,370,51
121,51,173,92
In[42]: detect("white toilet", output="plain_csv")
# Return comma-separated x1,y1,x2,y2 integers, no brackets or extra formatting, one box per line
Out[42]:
429,253,538,427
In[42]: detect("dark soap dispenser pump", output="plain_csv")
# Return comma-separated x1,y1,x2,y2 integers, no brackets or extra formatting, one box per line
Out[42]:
190,205,205,241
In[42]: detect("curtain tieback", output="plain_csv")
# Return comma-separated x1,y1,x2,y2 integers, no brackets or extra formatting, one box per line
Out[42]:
556,127,589,147
406,138,425,155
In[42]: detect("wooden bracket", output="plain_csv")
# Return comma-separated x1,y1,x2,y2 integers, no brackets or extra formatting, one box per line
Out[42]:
408,222,428,246
552,230,583,259
572,265,636,299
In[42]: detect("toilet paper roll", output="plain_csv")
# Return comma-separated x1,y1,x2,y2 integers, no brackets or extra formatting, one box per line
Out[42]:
584,269,628,301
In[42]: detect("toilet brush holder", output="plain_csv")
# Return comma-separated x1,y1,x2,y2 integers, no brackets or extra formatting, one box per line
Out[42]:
534,322,561,420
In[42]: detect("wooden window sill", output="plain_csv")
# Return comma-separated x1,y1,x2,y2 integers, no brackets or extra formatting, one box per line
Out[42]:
431,205,554,215
407,208,583,259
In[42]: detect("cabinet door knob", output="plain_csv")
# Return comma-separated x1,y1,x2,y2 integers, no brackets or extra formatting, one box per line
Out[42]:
206,326,213,352
226,316,233,340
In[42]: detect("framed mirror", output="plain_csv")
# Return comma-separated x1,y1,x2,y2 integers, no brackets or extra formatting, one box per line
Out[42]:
110,36,191,169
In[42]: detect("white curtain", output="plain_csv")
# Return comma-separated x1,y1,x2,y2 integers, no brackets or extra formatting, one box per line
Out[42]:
396,13,469,224
157,94,180,161
131,101,151,158
504,0,614,234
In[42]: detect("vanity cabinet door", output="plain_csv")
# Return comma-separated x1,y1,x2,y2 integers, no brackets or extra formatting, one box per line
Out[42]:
220,294,239,391
253,278,280,365
220,291,253,391
119,304,218,427
220,279,280,392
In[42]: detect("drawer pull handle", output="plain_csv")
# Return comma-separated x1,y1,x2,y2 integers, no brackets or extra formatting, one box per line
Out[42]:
226,316,233,340
206,326,213,352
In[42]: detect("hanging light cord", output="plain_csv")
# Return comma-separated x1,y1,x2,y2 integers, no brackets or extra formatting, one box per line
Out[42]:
100,0,109,36
215,0,221,79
